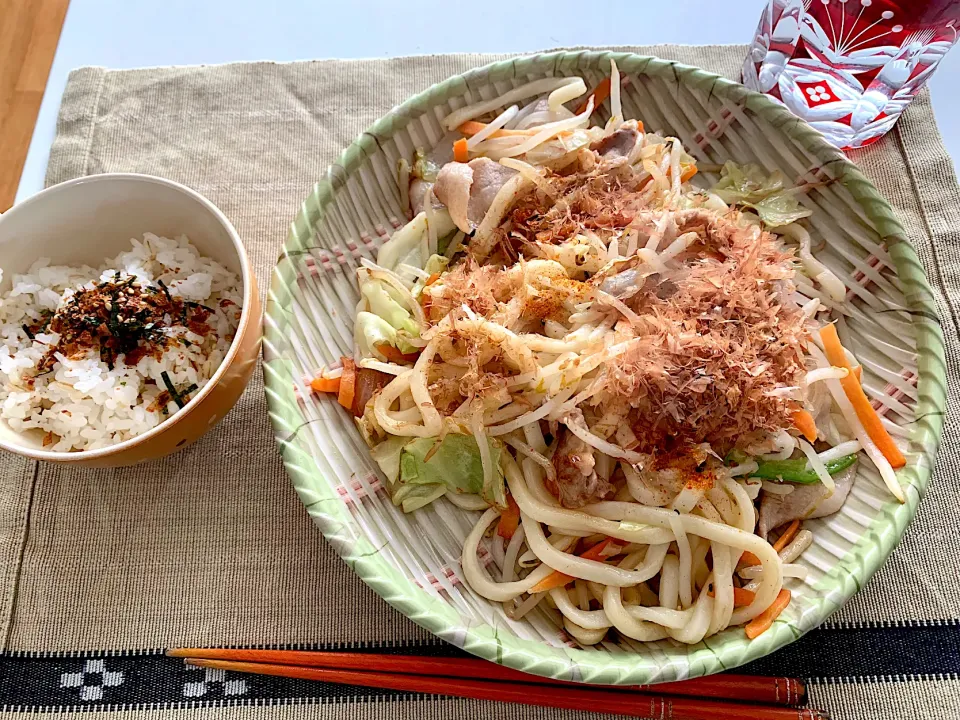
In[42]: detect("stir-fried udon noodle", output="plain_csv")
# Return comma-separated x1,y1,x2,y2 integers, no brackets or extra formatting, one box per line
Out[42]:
313,61,909,646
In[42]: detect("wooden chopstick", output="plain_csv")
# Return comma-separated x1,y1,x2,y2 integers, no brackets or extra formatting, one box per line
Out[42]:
168,648,805,707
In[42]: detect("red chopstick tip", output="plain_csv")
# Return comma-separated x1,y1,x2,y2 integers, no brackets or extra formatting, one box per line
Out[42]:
773,676,808,706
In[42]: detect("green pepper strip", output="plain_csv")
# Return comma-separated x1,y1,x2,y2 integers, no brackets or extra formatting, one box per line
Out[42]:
727,449,858,484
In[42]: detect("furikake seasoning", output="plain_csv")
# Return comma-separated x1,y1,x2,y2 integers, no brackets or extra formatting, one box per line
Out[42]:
38,275,213,373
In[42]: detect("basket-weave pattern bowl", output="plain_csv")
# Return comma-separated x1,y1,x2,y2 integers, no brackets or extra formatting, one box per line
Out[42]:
264,51,945,684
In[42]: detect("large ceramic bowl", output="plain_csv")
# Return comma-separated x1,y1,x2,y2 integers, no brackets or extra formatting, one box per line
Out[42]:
0,173,261,467
264,51,945,684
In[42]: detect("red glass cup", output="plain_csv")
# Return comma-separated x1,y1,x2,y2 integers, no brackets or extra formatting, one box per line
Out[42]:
743,0,960,150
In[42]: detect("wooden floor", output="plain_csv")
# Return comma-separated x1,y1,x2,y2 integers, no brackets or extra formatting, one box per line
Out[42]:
0,0,70,212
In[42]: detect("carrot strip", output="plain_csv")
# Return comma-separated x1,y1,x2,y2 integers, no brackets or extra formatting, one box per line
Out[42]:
745,589,791,639
374,343,419,364
424,272,441,287
772,520,801,553
575,77,611,115
527,571,572,595
497,494,520,540
791,409,818,443
741,522,799,570
453,138,469,163
680,165,698,182
853,364,862,381
708,587,756,608
819,324,905,468
528,538,617,594
580,539,617,560
337,357,357,411
457,120,489,136
310,376,341,394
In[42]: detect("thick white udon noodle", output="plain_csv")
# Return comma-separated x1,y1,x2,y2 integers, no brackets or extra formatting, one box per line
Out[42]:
457,453,783,645
372,349,786,644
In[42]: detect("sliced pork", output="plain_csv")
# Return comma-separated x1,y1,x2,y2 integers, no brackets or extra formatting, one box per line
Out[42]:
409,178,433,216
549,427,615,509
433,158,517,234
757,460,858,539
591,127,640,160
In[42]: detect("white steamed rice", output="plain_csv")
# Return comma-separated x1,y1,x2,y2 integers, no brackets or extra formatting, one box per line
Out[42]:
0,233,242,451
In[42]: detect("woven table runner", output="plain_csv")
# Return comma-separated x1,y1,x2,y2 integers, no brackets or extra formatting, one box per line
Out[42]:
0,44,958,720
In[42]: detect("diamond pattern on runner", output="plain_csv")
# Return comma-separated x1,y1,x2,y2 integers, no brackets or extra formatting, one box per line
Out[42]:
59,659,124,702
182,667,247,698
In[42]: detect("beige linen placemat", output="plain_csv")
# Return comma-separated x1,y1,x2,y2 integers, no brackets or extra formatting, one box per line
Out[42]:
1,45,958,720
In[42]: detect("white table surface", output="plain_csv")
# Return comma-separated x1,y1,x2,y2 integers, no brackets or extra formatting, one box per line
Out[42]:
16,0,960,203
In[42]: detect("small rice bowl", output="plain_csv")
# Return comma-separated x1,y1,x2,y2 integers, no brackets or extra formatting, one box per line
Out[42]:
0,233,242,451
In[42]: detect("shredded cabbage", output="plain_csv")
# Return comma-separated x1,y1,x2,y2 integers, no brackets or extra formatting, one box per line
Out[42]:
412,148,440,182
711,162,785,204
377,209,456,270
357,264,423,354
410,253,448,298
369,435,407,483
361,280,418,336
750,192,814,228
354,311,398,359
710,162,812,228
423,254,449,276
392,483,447,512
411,254,450,299
385,434,504,512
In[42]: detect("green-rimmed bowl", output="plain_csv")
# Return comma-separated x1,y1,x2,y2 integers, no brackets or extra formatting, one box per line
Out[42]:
263,51,945,684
